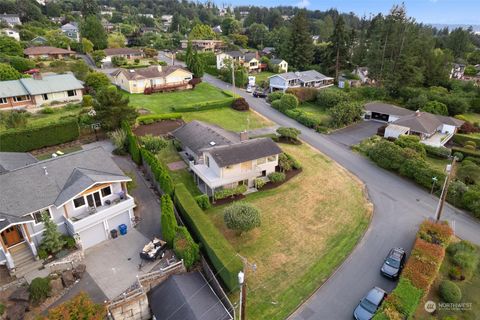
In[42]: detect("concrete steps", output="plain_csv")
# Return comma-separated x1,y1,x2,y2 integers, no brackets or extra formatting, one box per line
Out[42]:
9,243,42,278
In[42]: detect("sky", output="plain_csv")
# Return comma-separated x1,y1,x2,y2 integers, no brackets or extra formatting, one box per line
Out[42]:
217,0,480,25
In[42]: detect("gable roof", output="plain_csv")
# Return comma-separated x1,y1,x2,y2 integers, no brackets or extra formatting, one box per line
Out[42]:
0,152,37,174
24,46,75,55
204,138,282,167
31,36,47,43
0,213,34,233
61,23,78,31
270,59,285,65
224,50,244,58
364,102,415,117
393,111,464,134
270,70,333,82
0,79,29,98
104,48,143,56
148,272,232,320
172,121,240,156
0,147,129,217
18,74,83,95
111,65,192,81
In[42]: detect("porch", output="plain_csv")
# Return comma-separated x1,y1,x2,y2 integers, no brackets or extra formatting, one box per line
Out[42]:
421,132,454,147
0,221,38,274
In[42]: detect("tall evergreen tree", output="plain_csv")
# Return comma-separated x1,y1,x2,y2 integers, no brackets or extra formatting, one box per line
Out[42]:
80,16,107,50
328,15,349,80
286,10,314,70
190,51,204,78
81,0,99,17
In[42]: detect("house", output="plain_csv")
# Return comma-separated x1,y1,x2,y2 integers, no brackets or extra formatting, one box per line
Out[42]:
102,19,116,33
148,272,233,320
269,59,288,73
138,13,154,19
0,13,21,27
180,39,224,52
353,67,370,84
172,121,282,197
161,15,173,31
102,48,144,65
110,65,193,94
0,147,135,275
364,102,464,147
0,73,83,110
338,74,361,88
30,36,48,45
212,25,222,35
268,70,334,92
261,47,275,56
1,28,19,41
216,51,260,72
60,22,80,42
24,46,75,59
450,63,466,79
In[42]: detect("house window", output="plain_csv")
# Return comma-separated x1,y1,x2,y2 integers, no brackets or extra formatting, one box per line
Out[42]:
101,185,112,197
73,196,85,208
31,209,50,224
13,95,29,102
0,97,7,104
257,157,266,165
42,93,48,100
67,90,77,97
267,155,276,162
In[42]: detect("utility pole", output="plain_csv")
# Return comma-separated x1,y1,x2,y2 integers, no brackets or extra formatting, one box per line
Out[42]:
238,271,246,320
435,157,457,222
231,59,236,98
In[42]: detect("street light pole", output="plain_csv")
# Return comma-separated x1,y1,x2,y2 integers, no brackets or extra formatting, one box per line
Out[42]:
238,271,245,320
435,157,457,222
430,176,438,194
231,59,236,98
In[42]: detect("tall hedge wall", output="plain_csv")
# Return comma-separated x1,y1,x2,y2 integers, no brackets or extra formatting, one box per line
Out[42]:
141,148,174,196
174,183,243,292
453,133,480,147
0,119,80,152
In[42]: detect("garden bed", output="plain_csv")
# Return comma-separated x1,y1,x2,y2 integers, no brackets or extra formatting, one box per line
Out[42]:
133,119,185,136
212,194,246,206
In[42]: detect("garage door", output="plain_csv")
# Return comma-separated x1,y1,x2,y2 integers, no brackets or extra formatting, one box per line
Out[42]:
78,223,107,249
107,211,130,233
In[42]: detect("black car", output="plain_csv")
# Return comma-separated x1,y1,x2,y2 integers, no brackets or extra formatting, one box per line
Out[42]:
253,89,267,98
380,248,406,279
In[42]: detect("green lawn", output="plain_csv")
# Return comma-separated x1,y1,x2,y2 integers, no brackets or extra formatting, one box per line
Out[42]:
425,156,450,172
298,102,332,125
205,143,371,319
252,71,276,86
460,113,480,123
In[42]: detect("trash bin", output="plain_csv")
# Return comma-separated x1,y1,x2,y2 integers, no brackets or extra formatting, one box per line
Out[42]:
119,224,128,236
110,229,118,239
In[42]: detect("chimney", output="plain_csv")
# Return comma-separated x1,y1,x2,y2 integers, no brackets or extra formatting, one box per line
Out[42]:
33,72,42,80
415,110,420,116
157,65,163,72
42,166,48,175
240,131,248,141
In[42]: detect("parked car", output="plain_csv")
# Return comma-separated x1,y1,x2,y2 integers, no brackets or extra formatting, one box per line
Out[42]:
246,84,254,93
253,89,267,98
353,287,387,320
380,248,406,279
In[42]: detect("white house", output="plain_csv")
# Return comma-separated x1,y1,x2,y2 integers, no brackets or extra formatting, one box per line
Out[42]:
1,28,19,41
216,51,259,72
0,148,135,275
0,13,21,27
172,121,282,197
269,70,334,92
101,48,144,65
269,59,288,73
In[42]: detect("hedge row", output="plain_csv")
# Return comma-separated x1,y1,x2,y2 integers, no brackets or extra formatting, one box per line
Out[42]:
373,221,453,319
424,144,451,159
171,97,235,112
122,121,141,165
0,118,80,152
453,133,480,147
161,194,177,247
141,148,174,196
174,183,243,292
137,113,182,125
452,146,480,159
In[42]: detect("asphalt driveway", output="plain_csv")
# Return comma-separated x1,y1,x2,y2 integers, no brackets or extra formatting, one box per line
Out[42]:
329,121,384,146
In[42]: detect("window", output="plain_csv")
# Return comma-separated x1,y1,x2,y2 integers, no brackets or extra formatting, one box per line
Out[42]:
0,97,6,104
101,186,112,197
73,196,85,208
42,93,48,100
13,95,29,102
267,156,276,162
257,157,266,165
67,90,77,97
32,209,50,224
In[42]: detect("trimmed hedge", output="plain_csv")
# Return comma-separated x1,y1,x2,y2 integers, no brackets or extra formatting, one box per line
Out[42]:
194,194,211,210
141,148,174,196
137,113,182,124
439,280,462,303
171,97,235,112
174,183,243,292
122,121,141,164
214,184,247,200
161,194,177,247
0,118,80,152
173,226,200,269
453,133,480,147
452,146,480,159
424,144,451,159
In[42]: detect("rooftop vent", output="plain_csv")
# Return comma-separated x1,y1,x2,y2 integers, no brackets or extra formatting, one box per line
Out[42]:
42,166,48,175
209,141,216,146
129,69,135,73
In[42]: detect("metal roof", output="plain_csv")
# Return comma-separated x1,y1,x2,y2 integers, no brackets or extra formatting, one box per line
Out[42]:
0,80,28,98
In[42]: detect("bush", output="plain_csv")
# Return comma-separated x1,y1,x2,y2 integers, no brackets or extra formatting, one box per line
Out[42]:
283,109,322,129
268,172,286,183
38,248,48,260
452,251,479,275
271,99,282,110
418,220,453,246
386,278,424,317
61,235,76,249
137,113,182,124
214,184,247,200
279,93,299,112
172,98,234,112
140,134,168,153
30,277,51,304
394,135,426,158
231,97,249,111
316,88,350,108
41,107,55,114
223,202,261,234
174,183,243,291
82,95,94,108
465,140,477,149
328,101,363,128
286,87,318,103
0,110,29,129
173,226,200,269
453,151,464,161
254,178,266,189
452,146,480,159
439,280,462,303
267,91,284,102
0,303,4,316
140,148,174,196
161,194,177,247
424,145,451,159
366,140,406,171
278,152,301,172
45,292,106,319
194,194,211,210
447,240,477,256
108,128,127,152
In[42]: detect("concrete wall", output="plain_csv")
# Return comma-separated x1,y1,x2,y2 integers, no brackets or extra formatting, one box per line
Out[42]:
109,293,151,320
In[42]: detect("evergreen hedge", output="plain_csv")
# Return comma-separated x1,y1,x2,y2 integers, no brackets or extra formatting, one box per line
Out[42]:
453,133,480,147
173,226,200,269
137,113,182,124
122,121,141,165
0,119,80,152
171,97,235,112
140,148,174,196
161,194,177,247
174,183,243,292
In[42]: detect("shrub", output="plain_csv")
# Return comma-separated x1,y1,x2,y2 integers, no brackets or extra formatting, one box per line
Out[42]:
41,107,55,114
61,235,76,250
452,251,479,276
268,172,286,183
172,98,234,112
283,109,323,129
140,134,168,153
465,140,477,149
254,178,266,189
195,194,211,210
267,91,284,102
140,148,174,196
174,184,243,291
38,248,48,260
137,113,182,124
278,93,299,112
278,152,301,172
0,303,4,316
271,99,282,110
424,145,451,159
173,226,199,269
1,110,29,129
30,277,51,304
439,280,462,303
394,135,426,158
231,97,249,111
108,129,127,152
286,87,318,103
82,95,94,108
418,220,453,246
316,88,350,108
452,146,480,159
328,101,363,128
447,240,477,256
449,266,463,280
386,278,424,317
366,140,407,171
0,118,80,152
214,184,247,200
40,212,66,254
223,202,261,234
161,194,177,247
276,127,301,142
453,151,464,161
45,292,106,319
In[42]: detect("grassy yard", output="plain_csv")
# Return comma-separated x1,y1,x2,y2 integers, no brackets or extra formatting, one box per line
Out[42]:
298,102,332,125
425,156,450,172
205,143,371,319
460,113,480,123
252,71,276,86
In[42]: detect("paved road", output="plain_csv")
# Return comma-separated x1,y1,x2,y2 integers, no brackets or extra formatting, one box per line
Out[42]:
161,52,480,319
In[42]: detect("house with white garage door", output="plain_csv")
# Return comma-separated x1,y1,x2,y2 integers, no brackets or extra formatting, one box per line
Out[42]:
0,147,135,275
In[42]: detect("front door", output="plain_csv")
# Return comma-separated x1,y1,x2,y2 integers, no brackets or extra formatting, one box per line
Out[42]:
1,226,24,247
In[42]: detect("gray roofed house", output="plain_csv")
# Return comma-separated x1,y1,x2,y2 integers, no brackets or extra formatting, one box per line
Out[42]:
0,80,29,99
269,70,334,92
392,112,443,134
0,13,21,27
0,147,136,273
0,152,37,173
19,74,83,95
364,102,415,120
148,272,233,320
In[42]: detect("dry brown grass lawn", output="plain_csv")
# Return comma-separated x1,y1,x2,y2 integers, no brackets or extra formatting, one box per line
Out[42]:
206,143,372,319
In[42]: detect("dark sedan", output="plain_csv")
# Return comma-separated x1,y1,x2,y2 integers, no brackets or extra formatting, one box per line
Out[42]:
353,287,387,320
253,89,267,98
380,247,406,279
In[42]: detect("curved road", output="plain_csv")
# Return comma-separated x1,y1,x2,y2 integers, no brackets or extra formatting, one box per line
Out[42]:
162,53,480,319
